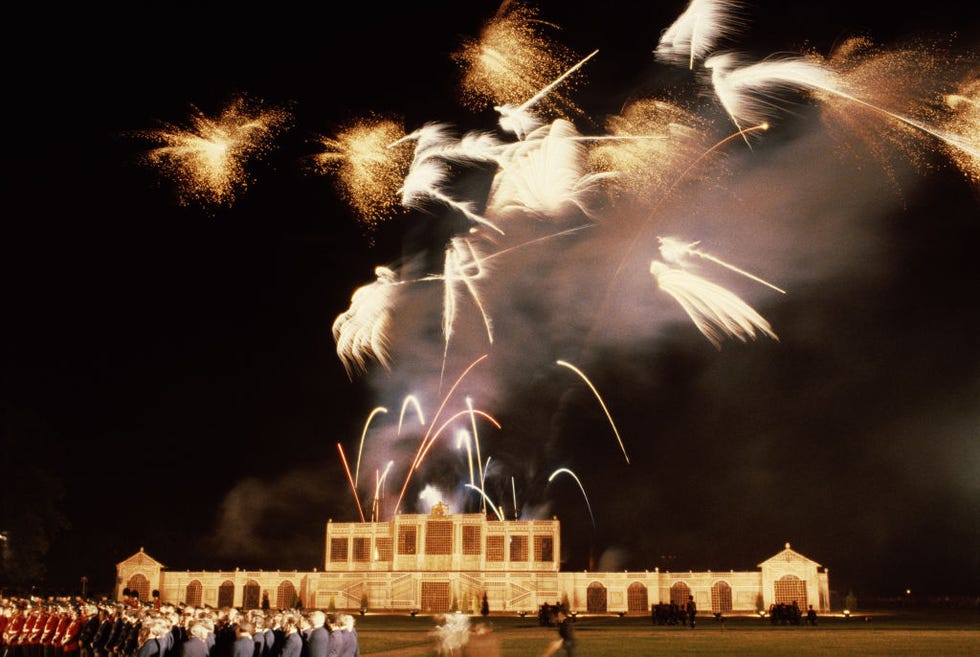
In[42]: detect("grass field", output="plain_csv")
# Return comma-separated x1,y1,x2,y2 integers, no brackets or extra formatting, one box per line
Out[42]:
352,608,979,656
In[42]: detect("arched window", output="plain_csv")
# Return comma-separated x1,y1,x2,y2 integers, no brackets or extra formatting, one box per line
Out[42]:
627,582,648,614
185,580,203,607
277,581,299,610
774,574,807,608
218,580,235,608
711,581,733,612
669,582,691,606
126,574,150,603
243,580,261,610
586,581,607,613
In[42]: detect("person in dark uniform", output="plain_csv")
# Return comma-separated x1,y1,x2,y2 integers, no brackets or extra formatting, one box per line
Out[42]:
178,624,208,657
303,613,327,657
686,596,697,629
230,623,253,657
275,619,300,657
542,609,575,657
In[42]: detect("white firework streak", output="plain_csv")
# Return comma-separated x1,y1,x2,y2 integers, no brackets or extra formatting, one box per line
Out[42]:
332,266,400,377
704,52,843,141
400,158,505,235
443,238,494,351
487,119,614,221
495,104,545,141
656,0,745,69
658,236,786,293
494,49,599,139
707,52,980,158
650,260,778,348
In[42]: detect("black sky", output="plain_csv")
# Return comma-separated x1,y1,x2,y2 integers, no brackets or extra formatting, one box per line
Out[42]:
2,1,978,601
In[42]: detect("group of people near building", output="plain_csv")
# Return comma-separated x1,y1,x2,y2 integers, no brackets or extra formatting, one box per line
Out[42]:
0,597,358,657
767,601,817,625
650,597,697,628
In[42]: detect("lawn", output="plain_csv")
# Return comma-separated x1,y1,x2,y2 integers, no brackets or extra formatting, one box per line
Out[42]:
352,608,979,657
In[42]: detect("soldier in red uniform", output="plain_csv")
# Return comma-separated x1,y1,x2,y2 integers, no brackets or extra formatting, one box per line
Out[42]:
21,605,44,657
59,609,83,657
2,605,26,657
40,606,63,657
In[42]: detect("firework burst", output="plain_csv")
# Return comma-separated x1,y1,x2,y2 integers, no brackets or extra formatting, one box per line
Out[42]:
138,95,291,207
452,0,584,122
313,115,412,228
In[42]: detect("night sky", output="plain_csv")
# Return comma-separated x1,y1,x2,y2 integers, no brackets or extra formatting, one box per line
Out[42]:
2,1,978,602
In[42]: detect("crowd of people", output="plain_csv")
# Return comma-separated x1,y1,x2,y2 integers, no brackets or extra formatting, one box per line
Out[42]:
0,596,359,657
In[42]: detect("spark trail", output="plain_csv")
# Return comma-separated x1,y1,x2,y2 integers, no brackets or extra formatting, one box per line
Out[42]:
338,443,366,522
547,468,596,528
556,360,629,464
355,406,388,488
393,355,489,517
398,396,426,434
495,49,599,139
658,236,786,293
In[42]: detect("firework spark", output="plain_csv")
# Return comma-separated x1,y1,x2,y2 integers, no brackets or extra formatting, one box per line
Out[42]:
354,406,388,488
547,468,596,528
704,52,842,143
453,0,583,120
398,395,427,434
656,0,746,69
588,99,714,202
464,484,505,521
332,266,400,378
650,260,778,348
337,443,366,523
393,355,489,516
658,236,786,293
314,116,411,228
942,78,980,184
555,360,629,464
494,49,599,139
138,95,290,206
487,119,614,221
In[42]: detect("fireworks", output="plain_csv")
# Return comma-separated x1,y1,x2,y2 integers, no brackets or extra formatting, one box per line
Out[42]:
452,0,586,122
138,95,291,206
313,116,411,228
655,0,746,70
133,2,976,530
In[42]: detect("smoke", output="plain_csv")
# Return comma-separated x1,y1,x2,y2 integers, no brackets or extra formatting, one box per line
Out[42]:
206,3,979,590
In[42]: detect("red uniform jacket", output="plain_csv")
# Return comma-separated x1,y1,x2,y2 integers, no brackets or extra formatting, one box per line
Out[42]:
61,617,84,653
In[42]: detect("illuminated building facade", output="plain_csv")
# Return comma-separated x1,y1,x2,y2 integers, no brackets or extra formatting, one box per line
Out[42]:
117,504,830,614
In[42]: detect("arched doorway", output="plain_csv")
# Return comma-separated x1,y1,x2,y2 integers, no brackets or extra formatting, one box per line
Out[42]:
277,580,299,609
586,581,607,613
218,580,235,608
774,574,807,608
243,580,261,610
711,581,733,613
627,582,648,614
185,580,203,607
669,582,691,606
126,574,150,603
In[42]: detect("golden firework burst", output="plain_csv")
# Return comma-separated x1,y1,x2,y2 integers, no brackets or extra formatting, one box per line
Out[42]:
313,116,413,229
139,95,291,207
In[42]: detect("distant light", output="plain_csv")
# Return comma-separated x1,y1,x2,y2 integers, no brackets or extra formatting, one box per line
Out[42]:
905,589,911,595
843,609,851,618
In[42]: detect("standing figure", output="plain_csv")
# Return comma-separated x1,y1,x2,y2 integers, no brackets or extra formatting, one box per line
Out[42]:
303,613,327,657
686,596,697,629
541,609,574,657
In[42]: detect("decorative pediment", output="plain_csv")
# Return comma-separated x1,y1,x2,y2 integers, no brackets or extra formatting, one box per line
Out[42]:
117,547,165,569
758,542,821,568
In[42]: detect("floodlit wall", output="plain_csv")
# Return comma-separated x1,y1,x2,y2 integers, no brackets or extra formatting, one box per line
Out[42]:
116,515,830,613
